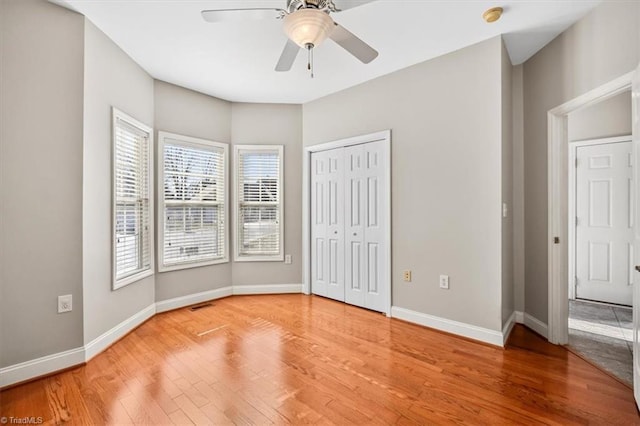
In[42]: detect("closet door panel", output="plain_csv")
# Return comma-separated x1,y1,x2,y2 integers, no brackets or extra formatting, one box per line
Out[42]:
345,145,366,307
311,151,328,296
363,141,387,312
326,148,345,302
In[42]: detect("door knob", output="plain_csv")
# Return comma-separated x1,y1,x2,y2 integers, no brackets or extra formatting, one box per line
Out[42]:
353,232,357,236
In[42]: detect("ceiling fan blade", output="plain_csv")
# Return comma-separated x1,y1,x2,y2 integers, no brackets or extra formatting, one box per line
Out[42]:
201,8,284,23
275,39,301,72
333,0,376,12
329,23,378,64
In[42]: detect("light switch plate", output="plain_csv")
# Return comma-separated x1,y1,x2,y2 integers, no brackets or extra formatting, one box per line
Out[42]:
439,275,449,289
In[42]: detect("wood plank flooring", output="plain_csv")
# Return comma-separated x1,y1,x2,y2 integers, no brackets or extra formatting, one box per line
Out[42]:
1,294,638,424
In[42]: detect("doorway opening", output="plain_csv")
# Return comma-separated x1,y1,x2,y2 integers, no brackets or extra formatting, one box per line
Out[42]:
566,89,633,384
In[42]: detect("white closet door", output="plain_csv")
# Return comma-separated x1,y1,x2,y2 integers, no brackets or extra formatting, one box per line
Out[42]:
311,151,328,297
345,145,366,307
362,141,387,312
326,148,345,301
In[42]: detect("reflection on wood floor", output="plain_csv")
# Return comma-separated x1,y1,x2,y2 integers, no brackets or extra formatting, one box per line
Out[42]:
1,294,637,424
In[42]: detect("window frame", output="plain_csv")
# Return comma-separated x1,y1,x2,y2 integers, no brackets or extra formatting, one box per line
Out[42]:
157,131,229,272
233,145,284,262
112,107,155,290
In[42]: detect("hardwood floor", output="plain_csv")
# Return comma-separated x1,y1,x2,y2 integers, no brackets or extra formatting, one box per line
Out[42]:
1,294,638,424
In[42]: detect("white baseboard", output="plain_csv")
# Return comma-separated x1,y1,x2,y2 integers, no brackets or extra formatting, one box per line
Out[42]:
155,286,233,313
523,313,548,338
515,311,524,324
85,304,156,361
502,311,517,346
391,306,504,347
0,346,85,388
233,284,302,295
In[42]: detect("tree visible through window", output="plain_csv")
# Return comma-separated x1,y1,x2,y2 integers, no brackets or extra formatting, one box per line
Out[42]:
159,132,227,270
235,145,283,261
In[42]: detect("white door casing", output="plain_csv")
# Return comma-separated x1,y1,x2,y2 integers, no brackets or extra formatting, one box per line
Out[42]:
631,62,640,410
575,140,633,305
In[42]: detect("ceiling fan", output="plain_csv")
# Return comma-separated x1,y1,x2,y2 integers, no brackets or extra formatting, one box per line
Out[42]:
201,0,378,77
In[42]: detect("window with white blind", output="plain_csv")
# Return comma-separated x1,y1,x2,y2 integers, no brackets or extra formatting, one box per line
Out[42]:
158,132,228,271
234,145,284,261
112,108,154,289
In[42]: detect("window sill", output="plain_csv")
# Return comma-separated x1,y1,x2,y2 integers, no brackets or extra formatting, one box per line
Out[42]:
234,255,284,263
113,268,154,290
158,257,229,273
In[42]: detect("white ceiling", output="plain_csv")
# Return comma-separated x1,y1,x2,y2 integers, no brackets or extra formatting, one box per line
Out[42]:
56,0,601,104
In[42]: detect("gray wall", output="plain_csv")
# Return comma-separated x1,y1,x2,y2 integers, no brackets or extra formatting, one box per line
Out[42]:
0,0,85,367
83,20,155,343
512,65,525,314
153,80,233,301
568,91,631,142
303,37,505,331
501,41,514,327
523,1,640,323
231,103,303,286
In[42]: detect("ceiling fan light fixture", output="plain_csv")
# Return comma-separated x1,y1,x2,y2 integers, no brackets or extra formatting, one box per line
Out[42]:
283,9,335,48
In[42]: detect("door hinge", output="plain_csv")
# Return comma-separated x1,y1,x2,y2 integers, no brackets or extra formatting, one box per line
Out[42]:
554,237,560,244
575,276,579,286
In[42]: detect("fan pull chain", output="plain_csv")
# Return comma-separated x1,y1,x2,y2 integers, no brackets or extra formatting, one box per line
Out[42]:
306,43,314,79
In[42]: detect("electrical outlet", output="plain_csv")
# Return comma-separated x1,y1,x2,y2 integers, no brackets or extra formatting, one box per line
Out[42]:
285,254,292,264
439,275,449,289
58,294,72,313
403,270,412,282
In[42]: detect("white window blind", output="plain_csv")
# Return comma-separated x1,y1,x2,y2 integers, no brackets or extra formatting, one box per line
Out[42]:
113,108,153,289
234,145,283,261
159,132,228,270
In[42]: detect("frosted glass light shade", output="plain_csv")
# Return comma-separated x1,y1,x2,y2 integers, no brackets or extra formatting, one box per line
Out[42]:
283,9,335,48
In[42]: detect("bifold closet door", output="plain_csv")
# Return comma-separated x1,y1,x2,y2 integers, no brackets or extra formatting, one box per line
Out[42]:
311,148,345,301
345,141,387,313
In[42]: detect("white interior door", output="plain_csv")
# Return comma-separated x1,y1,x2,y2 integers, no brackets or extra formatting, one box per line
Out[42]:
311,150,328,297
326,148,345,301
311,148,345,301
576,141,633,305
361,141,387,312
344,145,366,307
631,62,640,409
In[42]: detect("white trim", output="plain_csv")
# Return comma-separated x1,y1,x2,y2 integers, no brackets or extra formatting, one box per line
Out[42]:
0,347,85,388
155,286,233,313
568,136,633,301
157,131,229,272
391,306,504,347
548,72,633,344
112,107,155,290
523,313,549,339
515,311,524,324
502,311,517,346
233,145,285,262
302,130,392,316
233,284,302,295
85,303,156,361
